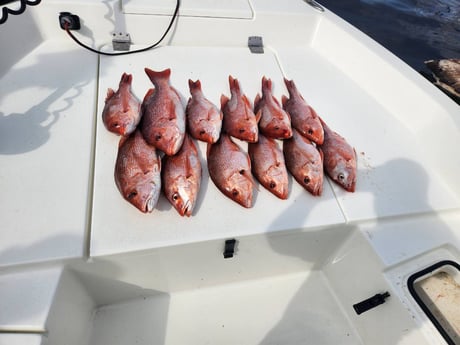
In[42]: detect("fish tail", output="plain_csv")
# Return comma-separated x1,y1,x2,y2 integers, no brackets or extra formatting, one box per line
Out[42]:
262,76,272,95
120,73,133,86
144,68,171,83
283,78,297,98
188,79,202,93
229,75,241,94
281,95,288,108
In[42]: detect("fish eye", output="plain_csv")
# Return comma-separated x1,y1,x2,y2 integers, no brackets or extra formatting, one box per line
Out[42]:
232,189,239,197
239,128,245,133
111,122,121,129
269,181,276,189
307,129,313,135
304,176,310,184
199,130,206,135
172,193,179,201
338,173,345,181
239,170,245,175
127,191,138,199
155,134,162,141
274,126,280,130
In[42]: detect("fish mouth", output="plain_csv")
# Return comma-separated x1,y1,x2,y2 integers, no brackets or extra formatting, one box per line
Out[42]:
144,197,155,213
181,200,192,217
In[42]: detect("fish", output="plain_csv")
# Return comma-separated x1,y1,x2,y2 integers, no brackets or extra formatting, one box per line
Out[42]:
318,118,357,192
162,134,202,217
114,129,162,213
102,73,141,136
221,76,260,143
207,133,255,208
186,79,223,143
248,134,289,199
425,59,460,101
254,77,292,139
282,78,324,145
283,129,323,196
141,68,185,156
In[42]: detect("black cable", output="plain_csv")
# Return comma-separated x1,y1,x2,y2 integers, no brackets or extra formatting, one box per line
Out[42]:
0,0,41,25
64,0,180,56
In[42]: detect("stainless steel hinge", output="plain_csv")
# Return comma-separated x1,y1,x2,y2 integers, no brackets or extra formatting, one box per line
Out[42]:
112,32,132,51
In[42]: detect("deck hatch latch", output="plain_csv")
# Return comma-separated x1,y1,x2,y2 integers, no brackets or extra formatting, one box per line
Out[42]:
248,36,264,54
353,291,390,315
223,239,237,259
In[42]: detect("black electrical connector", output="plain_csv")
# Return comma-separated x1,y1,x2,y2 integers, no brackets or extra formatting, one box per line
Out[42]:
59,12,80,30
353,291,390,315
0,0,41,25
223,239,237,259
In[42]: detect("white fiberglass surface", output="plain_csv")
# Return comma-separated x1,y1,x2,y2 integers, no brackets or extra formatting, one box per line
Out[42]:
0,40,97,267
91,46,345,257
276,47,460,221
122,0,253,19
85,272,359,345
92,43,460,258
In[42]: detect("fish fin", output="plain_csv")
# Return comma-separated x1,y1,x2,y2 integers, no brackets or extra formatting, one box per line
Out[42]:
254,93,261,110
206,142,213,159
143,88,155,104
120,73,133,86
118,134,129,148
106,88,115,102
206,107,215,121
318,147,324,163
281,95,288,108
242,94,252,110
262,76,272,95
255,109,262,123
145,68,171,83
272,93,282,108
283,78,291,91
283,78,298,98
220,94,229,109
309,105,319,119
318,115,329,131
188,79,201,93
229,75,241,94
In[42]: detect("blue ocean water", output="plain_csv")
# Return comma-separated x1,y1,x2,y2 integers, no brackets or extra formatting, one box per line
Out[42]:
319,0,460,74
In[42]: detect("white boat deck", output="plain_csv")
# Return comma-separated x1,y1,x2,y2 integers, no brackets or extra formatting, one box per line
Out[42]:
1,0,460,344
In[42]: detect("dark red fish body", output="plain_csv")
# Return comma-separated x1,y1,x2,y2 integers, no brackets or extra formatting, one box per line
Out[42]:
282,78,324,145
162,134,202,217
221,76,260,143
186,79,222,143
114,130,162,213
283,129,323,196
319,118,357,192
207,133,255,208
255,77,292,140
102,73,141,136
248,134,289,199
141,68,185,156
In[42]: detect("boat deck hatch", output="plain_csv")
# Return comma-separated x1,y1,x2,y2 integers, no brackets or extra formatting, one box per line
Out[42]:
408,260,460,345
